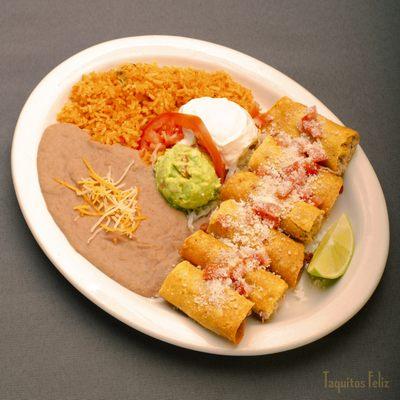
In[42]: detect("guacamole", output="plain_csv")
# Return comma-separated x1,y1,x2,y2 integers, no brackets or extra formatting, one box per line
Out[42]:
155,144,221,210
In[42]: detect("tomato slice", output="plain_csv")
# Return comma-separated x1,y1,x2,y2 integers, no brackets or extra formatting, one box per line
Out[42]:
140,112,226,181
140,116,184,153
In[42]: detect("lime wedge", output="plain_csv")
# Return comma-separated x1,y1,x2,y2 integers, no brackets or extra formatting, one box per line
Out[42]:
307,214,354,279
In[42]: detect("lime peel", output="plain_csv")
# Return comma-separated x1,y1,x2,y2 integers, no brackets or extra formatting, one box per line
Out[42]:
307,214,354,280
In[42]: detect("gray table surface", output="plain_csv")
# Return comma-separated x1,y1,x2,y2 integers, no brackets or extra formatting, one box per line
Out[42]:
1,1,399,399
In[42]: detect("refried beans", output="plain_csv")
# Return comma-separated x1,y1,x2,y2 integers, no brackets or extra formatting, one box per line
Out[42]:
38,123,190,297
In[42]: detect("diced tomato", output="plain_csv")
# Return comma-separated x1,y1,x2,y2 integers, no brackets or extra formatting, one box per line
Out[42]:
299,106,322,139
202,267,214,281
304,161,319,175
305,143,327,163
229,266,248,295
297,186,322,207
276,181,293,199
241,252,266,271
303,105,318,120
253,202,282,228
253,250,271,268
230,264,244,280
250,102,273,129
253,112,271,129
283,160,300,175
139,112,226,181
235,284,247,296
283,161,306,185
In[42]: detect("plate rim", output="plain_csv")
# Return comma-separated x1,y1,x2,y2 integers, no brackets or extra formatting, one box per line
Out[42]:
11,35,390,356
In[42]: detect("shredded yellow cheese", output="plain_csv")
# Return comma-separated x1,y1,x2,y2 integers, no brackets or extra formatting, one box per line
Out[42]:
55,159,145,244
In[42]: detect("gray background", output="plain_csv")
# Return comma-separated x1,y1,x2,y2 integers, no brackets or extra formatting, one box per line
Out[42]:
1,1,399,399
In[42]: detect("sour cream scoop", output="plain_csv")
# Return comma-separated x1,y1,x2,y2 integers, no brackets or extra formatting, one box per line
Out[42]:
179,97,258,169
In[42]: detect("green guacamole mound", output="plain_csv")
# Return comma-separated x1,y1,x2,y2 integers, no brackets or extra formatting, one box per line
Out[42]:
155,144,221,210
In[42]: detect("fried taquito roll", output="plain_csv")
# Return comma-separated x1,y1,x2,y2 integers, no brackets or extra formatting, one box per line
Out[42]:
159,261,254,344
220,171,324,243
264,97,359,174
180,230,288,319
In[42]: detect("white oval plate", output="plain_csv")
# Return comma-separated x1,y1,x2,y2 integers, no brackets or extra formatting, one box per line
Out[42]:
12,36,389,355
